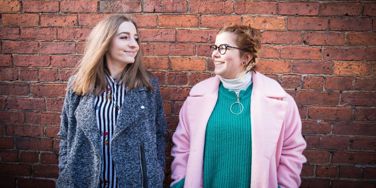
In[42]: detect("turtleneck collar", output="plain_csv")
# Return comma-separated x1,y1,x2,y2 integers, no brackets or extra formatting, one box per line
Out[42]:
219,71,252,91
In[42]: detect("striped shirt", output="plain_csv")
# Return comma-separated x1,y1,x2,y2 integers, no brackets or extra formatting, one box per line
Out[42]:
95,74,126,188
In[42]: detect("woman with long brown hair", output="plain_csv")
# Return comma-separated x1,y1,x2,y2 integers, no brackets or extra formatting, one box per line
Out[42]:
57,15,166,188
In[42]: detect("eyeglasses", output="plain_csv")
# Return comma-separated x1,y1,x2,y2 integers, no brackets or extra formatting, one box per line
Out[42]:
209,44,244,55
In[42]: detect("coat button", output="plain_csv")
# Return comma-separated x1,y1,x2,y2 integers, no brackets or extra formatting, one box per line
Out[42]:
140,105,145,109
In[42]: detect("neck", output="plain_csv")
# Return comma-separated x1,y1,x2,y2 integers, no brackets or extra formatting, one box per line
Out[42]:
219,71,252,91
106,56,126,81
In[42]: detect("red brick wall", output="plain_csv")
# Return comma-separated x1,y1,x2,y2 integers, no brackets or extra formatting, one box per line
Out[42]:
0,0,375,187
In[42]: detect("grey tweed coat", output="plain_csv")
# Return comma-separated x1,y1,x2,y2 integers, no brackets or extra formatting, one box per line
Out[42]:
57,77,166,188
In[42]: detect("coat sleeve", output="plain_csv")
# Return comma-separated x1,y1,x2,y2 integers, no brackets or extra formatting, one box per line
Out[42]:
277,95,307,187
57,85,71,173
154,79,167,172
170,100,190,187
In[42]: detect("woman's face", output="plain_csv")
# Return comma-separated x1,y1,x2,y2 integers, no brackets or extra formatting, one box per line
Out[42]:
107,21,139,66
211,32,246,79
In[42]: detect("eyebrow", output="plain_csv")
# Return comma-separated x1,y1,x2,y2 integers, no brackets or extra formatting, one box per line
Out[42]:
117,32,138,37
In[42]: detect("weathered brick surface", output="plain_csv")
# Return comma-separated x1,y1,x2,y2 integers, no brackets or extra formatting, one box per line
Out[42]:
0,1,375,187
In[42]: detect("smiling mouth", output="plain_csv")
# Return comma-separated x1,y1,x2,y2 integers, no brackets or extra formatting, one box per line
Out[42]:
214,61,224,65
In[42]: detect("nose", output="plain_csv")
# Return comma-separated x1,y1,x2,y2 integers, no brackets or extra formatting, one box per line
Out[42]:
211,48,220,59
129,38,139,50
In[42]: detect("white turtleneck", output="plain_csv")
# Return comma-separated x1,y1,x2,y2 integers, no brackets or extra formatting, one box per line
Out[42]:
219,72,253,91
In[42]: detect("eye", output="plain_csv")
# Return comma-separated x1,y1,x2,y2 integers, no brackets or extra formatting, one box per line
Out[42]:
120,35,129,40
209,45,217,50
135,38,139,42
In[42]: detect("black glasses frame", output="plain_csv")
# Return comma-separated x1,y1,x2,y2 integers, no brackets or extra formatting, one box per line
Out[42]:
209,44,244,55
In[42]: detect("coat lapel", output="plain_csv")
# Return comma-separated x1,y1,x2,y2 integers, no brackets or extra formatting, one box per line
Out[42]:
75,94,101,155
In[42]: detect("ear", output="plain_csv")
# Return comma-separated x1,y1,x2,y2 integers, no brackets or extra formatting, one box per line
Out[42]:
242,53,253,64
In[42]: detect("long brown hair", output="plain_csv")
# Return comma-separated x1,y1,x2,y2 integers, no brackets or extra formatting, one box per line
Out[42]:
219,25,261,71
72,15,152,96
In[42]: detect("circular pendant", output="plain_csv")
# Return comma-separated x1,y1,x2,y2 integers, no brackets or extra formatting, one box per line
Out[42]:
230,101,244,115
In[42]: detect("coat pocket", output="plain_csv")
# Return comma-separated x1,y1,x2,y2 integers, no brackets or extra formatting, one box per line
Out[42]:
139,143,148,188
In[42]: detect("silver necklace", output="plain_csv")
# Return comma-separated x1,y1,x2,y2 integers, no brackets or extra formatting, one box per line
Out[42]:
229,90,244,115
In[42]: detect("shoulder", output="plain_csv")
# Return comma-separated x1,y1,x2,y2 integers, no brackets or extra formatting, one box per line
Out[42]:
189,76,219,96
253,72,287,98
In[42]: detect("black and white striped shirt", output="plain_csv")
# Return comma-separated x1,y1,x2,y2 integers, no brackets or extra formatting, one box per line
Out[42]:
95,74,126,188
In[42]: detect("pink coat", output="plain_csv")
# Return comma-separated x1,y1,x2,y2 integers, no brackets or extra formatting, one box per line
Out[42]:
171,72,306,188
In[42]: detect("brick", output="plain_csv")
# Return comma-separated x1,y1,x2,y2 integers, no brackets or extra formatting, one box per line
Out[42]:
61,0,97,12
190,0,233,14
0,68,17,81
19,69,39,81
262,31,302,44
151,71,166,86
280,75,301,89
0,137,14,149
59,69,75,81
347,32,376,46
33,165,58,178
41,14,77,27
304,149,330,164
40,112,60,125
31,84,66,98
301,164,314,177
39,68,58,82
2,41,39,54
301,179,330,188
6,97,45,111
280,46,321,60
329,18,372,31
99,0,141,13
143,0,187,13
25,112,41,124
21,28,57,40
258,45,280,58
364,4,376,16
308,106,352,121
341,92,376,106
16,137,53,151
324,47,376,61
0,27,20,39
288,17,328,30
188,72,211,87
319,3,361,16
19,151,38,162
1,112,25,126
256,59,291,73
332,151,376,164
57,28,90,41
200,15,241,28
332,180,375,188
41,152,58,164
302,120,331,134
303,32,345,46
75,42,85,54
14,125,43,137
243,16,286,31
0,150,17,162
170,57,206,71
303,76,324,90
0,164,31,176
296,91,339,105
40,42,76,54
350,137,376,151
363,168,376,178
159,15,198,28
143,56,169,70
0,83,29,96
160,87,190,101
177,29,216,43
196,44,212,57
316,165,337,177
169,43,195,56
141,43,169,56
354,107,376,121
339,166,362,178
78,14,109,27
0,55,12,67
319,136,350,150
46,98,64,112
14,55,50,67
278,2,319,15
132,15,157,28
45,126,59,138
2,14,39,26
333,122,375,136
305,135,320,149
167,72,188,85
325,77,353,91
18,178,55,188
234,2,277,14
139,29,175,42
23,1,59,12
333,61,372,76
51,55,80,68
0,0,20,12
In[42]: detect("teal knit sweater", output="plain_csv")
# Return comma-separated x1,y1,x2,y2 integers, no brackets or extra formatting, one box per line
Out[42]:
203,83,253,188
